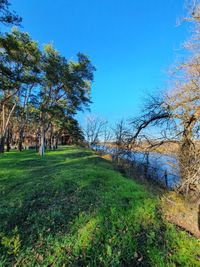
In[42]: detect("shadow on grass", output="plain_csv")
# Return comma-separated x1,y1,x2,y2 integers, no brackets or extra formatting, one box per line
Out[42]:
0,149,108,242
0,147,199,266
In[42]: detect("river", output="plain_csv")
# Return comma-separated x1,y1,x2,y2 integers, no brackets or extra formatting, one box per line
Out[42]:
92,144,180,189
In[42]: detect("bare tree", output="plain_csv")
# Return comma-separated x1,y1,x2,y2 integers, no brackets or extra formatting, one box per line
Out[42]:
128,1,200,196
111,119,132,162
83,115,108,147
102,123,113,146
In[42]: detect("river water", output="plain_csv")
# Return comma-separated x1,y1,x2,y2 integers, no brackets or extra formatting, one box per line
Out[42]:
92,144,180,189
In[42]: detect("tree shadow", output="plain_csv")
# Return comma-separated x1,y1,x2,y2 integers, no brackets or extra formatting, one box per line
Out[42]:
0,148,199,266
0,150,106,247
1,179,101,244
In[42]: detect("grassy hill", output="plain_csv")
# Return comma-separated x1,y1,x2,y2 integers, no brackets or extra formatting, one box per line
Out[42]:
0,146,199,266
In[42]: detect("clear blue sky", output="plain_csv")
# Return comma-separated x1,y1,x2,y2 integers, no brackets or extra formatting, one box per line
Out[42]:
12,0,187,125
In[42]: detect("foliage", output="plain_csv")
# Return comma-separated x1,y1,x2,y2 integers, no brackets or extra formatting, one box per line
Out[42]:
0,28,95,155
0,0,22,27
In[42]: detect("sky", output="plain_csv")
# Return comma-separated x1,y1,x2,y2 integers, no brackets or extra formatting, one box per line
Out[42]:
11,0,188,126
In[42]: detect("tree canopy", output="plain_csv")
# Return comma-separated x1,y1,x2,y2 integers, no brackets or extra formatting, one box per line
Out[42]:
0,4,95,155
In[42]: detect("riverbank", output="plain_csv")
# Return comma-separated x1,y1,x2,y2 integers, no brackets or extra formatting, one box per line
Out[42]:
101,152,200,239
0,146,199,266
92,144,180,188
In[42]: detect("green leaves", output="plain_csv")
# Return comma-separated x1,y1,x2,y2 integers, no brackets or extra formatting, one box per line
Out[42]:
0,12,95,155
0,28,41,93
0,227,21,256
36,44,95,151
0,0,22,27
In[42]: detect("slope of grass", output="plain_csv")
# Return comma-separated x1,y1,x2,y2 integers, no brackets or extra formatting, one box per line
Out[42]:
0,146,199,266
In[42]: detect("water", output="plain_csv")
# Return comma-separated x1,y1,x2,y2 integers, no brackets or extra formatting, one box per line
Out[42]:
92,144,180,189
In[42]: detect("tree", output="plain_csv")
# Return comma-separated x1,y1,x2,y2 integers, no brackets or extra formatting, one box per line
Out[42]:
0,0,22,27
129,1,200,195
84,115,108,147
58,116,84,146
0,28,41,153
37,45,95,156
0,9,95,155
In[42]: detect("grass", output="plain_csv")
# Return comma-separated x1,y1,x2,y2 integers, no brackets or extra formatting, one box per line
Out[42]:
0,146,199,266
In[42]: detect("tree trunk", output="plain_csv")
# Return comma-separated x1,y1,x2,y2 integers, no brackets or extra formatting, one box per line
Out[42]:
6,128,11,152
0,104,5,153
35,130,39,152
0,136,5,153
39,125,45,156
179,119,197,195
52,136,56,150
0,103,16,154
18,128,24,152
55,137,58,149
48,138,52,150
48,125,53,150
180,122,195,172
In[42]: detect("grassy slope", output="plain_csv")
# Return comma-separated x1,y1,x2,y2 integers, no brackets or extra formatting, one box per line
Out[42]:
0,146,199,267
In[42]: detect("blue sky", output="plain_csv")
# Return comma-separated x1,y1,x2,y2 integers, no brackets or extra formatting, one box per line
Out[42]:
12,0,188,125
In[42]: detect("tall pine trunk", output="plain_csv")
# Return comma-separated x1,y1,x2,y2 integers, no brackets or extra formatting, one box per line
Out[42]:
48,137,52,150
35,130,39,152
39,124,45,156
53,135,56,150
0,104,5,153
0,103,16,153
6,128,11,152
18,128,24,152
55,137,58,149
0,136,5,153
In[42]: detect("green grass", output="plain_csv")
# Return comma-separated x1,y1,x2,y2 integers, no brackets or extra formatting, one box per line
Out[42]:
0,146,199,266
